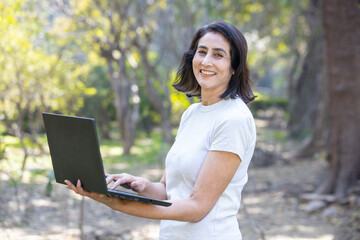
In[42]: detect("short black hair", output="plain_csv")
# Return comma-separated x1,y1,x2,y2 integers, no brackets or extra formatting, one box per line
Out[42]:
173,20,256,104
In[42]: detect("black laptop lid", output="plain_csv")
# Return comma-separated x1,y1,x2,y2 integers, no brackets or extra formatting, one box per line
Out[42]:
42,113,108,195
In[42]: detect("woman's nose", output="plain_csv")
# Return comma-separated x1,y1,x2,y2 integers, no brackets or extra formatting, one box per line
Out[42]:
201,54,213,67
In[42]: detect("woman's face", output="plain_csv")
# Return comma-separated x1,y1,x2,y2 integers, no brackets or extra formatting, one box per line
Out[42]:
192,32,234,96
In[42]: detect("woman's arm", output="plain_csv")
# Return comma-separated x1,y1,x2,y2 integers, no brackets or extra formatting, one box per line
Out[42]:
65,150,240,223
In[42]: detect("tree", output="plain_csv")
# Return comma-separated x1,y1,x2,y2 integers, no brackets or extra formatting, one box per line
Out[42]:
287,0,327,157
0,0,87,172
316,0,360,198
129,2,174,144
54,0,173,154
287,0,360,198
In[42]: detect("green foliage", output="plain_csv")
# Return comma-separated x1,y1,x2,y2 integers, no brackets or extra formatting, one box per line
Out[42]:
0,0,89,134
219,0,309,93
0,0,312,183
79,65,115,138
0,0,308,130
0,145,5,161
0,138,6,162
251,92,288,112
101,130,169,169
0,134,49,182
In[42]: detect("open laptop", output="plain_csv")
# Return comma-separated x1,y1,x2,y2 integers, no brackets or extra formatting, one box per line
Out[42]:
42,112,171,207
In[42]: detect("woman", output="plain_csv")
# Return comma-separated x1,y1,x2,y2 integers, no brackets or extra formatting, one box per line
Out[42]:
65,20,256,240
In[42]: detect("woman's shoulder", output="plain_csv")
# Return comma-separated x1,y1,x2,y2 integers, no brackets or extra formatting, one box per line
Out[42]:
217,98,256,134
188,102,202,111
182,102,201,117
178,102,201,125
223,97,254,119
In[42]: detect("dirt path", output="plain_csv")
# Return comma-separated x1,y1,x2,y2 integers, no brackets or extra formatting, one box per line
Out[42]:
0,159,351,240
239,160,338,240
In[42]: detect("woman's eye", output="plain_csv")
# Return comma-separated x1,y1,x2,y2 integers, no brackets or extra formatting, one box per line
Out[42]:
215,53,224,58
197,50,207,55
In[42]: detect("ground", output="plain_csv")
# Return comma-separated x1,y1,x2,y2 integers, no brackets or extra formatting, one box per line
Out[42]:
1,108,359,240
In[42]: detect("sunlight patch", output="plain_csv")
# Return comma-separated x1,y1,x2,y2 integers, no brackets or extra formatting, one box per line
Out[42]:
267,234,334,240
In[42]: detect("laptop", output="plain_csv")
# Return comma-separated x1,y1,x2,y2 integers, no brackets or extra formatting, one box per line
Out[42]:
42,112,171,207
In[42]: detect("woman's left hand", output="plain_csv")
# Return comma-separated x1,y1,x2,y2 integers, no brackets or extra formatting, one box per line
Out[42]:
64,179,116,206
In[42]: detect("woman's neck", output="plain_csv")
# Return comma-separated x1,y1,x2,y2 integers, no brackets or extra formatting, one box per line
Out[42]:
201,88,226,106
201,93,223,106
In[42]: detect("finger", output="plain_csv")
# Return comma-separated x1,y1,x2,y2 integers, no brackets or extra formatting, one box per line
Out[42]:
64,180,77,191
111,176,134,189
65,180,81,195
77,179,81,187
106,175,115,185
75,180,87,195
106,173,126,185
111,178,123,189
130,181,145,192
64,180,74,187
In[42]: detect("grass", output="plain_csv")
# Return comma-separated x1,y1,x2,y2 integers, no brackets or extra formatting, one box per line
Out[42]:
101,130,169,164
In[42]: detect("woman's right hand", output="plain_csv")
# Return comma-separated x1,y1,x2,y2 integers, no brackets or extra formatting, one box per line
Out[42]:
105,173,150,193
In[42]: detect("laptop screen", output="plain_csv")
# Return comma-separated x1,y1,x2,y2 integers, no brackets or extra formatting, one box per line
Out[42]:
43,113,108,195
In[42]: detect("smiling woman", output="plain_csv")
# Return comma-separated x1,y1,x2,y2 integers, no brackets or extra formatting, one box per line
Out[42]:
65,20,256,240
192,32,234,105
173,20,255,104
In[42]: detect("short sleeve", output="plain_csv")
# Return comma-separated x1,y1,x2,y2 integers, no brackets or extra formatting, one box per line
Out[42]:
210,114,253,162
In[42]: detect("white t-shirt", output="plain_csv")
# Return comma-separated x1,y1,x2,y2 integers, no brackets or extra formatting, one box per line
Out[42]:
159,98,256,240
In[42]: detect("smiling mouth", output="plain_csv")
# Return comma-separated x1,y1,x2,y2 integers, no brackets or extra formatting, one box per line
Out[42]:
200,70,216,76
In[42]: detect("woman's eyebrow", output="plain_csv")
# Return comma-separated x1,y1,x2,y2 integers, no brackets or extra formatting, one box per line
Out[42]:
198,45,228,55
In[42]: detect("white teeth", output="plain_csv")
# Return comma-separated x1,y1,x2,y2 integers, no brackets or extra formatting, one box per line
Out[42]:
201,70,215,75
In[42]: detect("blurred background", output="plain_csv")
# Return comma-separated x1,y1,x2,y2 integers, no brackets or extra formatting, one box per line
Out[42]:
0,0,359,239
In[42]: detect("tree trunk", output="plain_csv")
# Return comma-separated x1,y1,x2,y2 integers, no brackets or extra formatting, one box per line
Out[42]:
318,0,360,198
287,0,328,158
140,53,174,145
144,75,173,144
106,57,139,155
134,36,174,145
